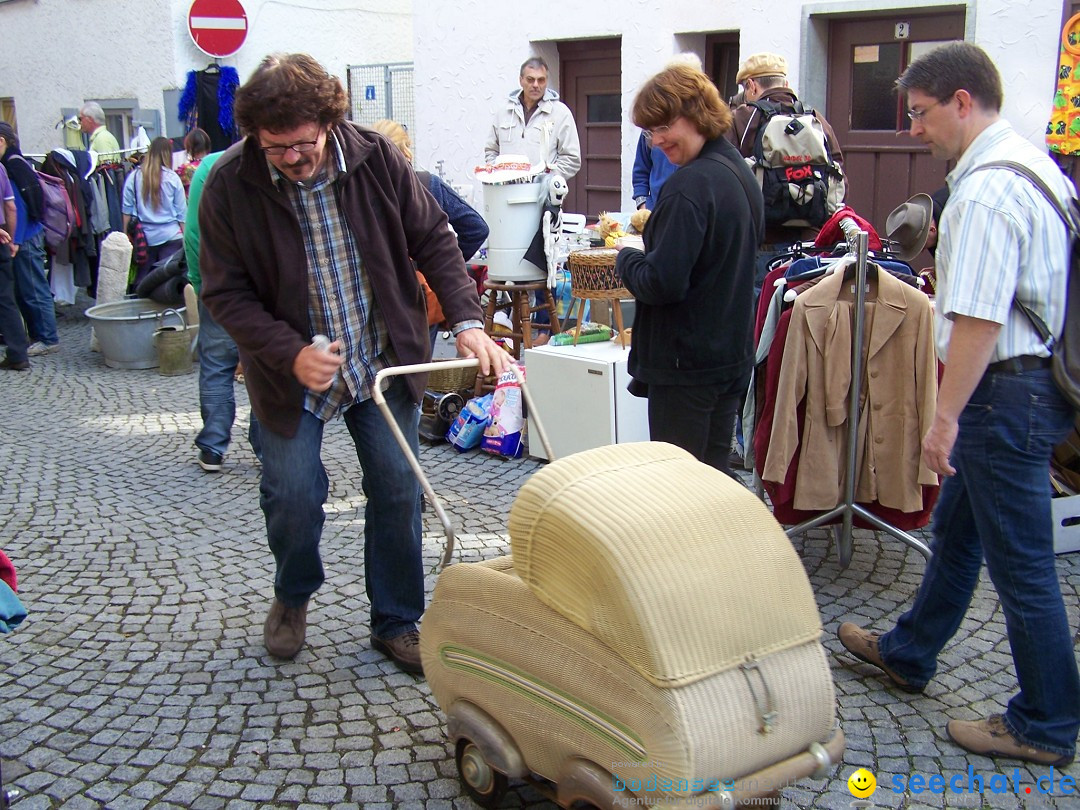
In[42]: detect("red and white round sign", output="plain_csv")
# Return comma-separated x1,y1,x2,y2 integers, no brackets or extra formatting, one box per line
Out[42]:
188,0,248,58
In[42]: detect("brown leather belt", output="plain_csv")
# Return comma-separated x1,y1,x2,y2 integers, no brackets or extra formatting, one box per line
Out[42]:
985,355,1051,374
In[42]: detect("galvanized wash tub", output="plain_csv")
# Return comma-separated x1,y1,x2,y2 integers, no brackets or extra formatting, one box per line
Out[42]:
85,299,187,369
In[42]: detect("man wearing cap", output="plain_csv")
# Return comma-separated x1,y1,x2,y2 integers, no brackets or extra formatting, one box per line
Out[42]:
726,53,844,294
837,43,1078,768
485,56,581,179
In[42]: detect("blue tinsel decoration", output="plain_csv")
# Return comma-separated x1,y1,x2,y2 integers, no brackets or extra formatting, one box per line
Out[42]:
218,66,239,140
178,66,240,141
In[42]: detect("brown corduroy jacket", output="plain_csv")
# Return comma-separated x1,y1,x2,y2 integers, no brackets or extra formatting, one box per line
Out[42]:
199,123,483,437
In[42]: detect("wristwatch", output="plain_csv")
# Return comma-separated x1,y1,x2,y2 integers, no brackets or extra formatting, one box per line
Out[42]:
634,195,648,209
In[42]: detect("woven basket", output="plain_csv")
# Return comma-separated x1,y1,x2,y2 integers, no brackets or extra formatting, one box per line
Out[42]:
567,248,630,297
427,360,477,393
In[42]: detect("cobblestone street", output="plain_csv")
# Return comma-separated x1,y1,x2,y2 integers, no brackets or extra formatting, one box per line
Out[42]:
1,300,1079,809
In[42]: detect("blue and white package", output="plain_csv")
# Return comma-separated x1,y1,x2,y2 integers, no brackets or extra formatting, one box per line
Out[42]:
446,393,493,452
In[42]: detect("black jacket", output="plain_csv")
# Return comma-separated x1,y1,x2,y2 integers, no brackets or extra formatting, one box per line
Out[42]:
616,136,762,391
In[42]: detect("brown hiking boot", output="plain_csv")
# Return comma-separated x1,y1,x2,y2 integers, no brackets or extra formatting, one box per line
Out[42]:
947,715,1074,767
837,622,923,694
263,598,308,659
372,629,423,675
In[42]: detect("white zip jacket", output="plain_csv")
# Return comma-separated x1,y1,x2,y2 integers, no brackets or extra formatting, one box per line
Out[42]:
484,88,581,179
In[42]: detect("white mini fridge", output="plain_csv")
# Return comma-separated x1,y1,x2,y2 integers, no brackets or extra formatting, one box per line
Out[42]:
523,341,650,461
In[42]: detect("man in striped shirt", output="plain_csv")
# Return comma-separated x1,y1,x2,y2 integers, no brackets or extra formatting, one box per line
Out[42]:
200,54,510,674
838,43,1078,767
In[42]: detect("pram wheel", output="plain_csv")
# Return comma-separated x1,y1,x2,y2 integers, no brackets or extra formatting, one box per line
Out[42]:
456,738,508,807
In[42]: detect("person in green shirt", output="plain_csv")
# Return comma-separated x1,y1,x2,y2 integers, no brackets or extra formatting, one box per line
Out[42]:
185,151,260,471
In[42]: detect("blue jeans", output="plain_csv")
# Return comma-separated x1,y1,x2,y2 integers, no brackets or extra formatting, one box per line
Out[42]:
194,299,260,459
878,368,1079,757
257,379,423,640
0,244,29,363
13,232,59,345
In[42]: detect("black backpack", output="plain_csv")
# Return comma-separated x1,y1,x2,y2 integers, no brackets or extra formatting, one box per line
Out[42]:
745,99,846,228
972,160,1080,410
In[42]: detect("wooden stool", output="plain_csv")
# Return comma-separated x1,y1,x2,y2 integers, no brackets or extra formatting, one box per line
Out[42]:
563,248,632,348
474,279,561,396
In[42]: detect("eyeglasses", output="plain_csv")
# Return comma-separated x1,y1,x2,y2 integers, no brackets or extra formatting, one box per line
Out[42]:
907,95,952,122
260,139,319,156
643,124,672,142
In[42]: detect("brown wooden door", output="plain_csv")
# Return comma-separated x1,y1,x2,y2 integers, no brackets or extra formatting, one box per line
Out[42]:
560,39,621,219
827,12,965,231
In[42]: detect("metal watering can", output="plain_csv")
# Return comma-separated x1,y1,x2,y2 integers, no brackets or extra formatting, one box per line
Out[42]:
153,308,193,376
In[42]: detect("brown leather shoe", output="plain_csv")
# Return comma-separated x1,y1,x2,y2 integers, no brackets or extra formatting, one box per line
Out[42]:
372,629,423,675
263,598,308,659
837,622,923,694
947,715,1074,767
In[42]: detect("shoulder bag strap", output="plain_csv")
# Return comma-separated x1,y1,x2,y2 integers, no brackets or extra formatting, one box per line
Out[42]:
704,150,765,244
970,159,1077,344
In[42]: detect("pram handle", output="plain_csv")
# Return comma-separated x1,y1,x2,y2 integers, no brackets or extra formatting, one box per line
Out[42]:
373,359,553,570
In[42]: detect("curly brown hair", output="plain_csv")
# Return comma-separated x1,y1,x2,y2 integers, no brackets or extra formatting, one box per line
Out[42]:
631,63,732,141
234,53,348,135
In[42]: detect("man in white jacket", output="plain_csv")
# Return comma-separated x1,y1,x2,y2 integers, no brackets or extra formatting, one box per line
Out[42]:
485,57,580,179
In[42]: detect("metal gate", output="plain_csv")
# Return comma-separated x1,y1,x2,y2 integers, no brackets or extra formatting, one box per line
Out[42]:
346,62,415,144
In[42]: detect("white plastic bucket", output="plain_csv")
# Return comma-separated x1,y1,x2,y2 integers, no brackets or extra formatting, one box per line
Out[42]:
482,180,546,282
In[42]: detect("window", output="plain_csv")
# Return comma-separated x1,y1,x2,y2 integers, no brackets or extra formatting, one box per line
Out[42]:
849,38,960,131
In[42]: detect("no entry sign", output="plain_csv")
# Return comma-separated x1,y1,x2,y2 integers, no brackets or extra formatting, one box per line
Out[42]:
188,0,248,58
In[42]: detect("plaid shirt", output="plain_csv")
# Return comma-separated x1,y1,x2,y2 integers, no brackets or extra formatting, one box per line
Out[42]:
274,131,394,420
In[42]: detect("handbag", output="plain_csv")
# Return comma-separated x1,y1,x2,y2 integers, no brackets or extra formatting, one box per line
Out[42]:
127,172,150,265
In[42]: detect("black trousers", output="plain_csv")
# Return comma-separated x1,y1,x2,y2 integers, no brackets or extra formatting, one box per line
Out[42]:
645,382,741,476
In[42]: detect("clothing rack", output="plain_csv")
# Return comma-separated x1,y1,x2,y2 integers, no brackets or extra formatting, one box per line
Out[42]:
22,145,147,159
784,218,933,568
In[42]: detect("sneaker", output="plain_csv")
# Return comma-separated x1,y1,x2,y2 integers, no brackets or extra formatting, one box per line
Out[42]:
946,715,1074,767
0,357,30,371
27,342,60,356
198,449,223,472
263,599,308,659
371,629,423,675
837,622,923,694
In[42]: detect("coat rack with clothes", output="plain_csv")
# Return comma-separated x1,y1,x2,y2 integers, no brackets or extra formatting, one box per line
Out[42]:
756,220,935,568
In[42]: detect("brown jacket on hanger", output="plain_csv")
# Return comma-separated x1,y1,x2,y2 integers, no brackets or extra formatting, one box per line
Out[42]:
762,266,938,512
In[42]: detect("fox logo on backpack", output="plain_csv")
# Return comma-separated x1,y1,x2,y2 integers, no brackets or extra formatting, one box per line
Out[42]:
745,99,846,228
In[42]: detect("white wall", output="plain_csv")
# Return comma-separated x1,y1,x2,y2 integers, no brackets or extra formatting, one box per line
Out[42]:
414,0,1064,211
0,0,412,156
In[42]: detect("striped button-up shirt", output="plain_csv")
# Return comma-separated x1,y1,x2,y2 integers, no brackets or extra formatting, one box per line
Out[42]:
274,131,394,420
935,119,1075,363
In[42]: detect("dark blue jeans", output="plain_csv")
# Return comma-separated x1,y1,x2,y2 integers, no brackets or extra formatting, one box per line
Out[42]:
878,368,1078,757
194,299,260,459
0,244,29,363
13,232,59,345
257,379,423,640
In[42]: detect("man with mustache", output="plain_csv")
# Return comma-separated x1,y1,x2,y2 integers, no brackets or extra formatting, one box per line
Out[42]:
198,53,510,673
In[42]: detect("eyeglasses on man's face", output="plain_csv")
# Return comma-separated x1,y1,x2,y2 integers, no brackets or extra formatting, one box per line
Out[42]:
260,140,320,156
907,93,954,122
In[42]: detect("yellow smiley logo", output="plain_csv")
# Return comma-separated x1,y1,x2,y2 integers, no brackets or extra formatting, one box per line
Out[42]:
847,768,877,798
